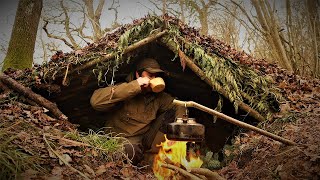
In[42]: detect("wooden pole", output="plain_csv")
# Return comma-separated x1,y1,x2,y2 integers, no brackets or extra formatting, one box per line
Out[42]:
173,99,296,146
67,30,168,76
160,41,265,122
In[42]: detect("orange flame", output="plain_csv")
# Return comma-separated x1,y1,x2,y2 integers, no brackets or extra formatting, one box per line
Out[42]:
153,135,203,179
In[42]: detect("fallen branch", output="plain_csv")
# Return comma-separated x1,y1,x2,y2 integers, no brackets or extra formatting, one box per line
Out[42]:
0,81,11,99
0,73,67,120
0,80,10,93
45,134,90,147
43,134,90,180
161,164,202,180
190,168,225,180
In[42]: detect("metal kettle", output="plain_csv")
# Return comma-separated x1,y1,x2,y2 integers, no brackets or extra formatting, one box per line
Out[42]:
167,107,205,142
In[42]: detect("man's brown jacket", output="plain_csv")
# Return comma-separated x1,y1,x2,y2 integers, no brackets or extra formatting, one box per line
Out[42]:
90,79,184,137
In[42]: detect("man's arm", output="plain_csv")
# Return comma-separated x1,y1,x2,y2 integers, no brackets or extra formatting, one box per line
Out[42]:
90,80,141,111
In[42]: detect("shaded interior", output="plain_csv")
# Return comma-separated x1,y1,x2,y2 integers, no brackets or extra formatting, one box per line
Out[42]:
43,43,254,152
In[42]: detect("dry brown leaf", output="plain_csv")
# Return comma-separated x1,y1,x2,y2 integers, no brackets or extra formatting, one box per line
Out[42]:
40,113,55,121
75,50,84,56
279,102,291,114
105,162,116,168
95,165,107,176
120,167,134,178
51,166,63,176
137,173,146,180
92,149,98,157
278,81,287,89
84,164,96,176
59,154,72,165
178,49,187,71
20,169,38,179
47,148,57,158
224,149,231,157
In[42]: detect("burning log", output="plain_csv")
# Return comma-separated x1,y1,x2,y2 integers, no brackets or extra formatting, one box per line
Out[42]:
153,135,204,179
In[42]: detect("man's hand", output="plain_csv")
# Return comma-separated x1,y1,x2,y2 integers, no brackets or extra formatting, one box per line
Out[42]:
137,77,150,88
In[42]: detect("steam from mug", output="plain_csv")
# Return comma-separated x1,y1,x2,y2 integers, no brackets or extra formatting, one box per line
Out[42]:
149,77,165,93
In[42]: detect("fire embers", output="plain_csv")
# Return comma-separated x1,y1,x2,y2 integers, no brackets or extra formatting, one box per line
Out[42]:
153,135,203,179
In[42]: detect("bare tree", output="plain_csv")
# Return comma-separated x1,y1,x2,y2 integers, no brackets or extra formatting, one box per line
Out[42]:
306,0,319,77
2,0,43,71
42,0,120,50
184,0,217,35
149,0,217,35
209,1,240,49
219,0,320,77
83,0,105,41
250,0,293,71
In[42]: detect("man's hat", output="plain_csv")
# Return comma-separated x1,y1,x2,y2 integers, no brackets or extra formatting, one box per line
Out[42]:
136,58,164,73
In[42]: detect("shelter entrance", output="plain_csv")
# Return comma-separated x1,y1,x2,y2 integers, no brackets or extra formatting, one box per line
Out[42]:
46,43,249,153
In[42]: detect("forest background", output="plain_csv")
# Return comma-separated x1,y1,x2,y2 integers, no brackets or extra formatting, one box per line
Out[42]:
0,0,319,77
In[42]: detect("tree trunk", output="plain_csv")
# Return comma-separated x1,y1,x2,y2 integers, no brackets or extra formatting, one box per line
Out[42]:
2,0,43,71
251,0,293,72
84,0,105,41
162,0,167,15
199,10,208,35
178,0,185,22
306,0,320,77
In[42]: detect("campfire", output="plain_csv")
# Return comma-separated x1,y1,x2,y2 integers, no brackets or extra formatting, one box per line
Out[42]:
153,135,203,179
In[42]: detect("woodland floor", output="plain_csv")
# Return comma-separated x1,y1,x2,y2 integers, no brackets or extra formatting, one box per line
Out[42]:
1,39,320,179
219,113,320,180
1,75,319,179
218,69,320,179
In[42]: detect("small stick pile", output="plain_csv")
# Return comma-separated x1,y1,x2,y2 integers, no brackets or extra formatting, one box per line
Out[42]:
161,163,225,180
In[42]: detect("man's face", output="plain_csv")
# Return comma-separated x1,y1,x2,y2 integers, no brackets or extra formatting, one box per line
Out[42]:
141,70,157,79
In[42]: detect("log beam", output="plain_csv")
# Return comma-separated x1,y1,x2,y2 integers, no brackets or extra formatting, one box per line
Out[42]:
67,29,168,76
160,41,265,122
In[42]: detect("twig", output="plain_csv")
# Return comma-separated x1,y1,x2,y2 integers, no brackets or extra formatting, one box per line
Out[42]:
3,120,23,131
42,20,76,50
62,63,70,86
45,134,121,154
161,163,202,180
190,168,225,180
43,134,90,180
45,134,90,147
